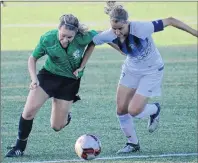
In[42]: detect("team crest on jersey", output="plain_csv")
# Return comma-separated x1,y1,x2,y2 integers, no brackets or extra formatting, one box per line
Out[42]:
73,50,81,59
129,44,136,49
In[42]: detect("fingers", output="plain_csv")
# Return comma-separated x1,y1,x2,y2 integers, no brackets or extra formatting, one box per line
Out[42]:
29,82,39,90
73,68,84,78
73,71,78,76
73,70,79,78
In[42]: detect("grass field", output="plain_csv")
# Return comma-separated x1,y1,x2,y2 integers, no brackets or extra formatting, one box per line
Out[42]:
1,2,198,163
1,2,197,50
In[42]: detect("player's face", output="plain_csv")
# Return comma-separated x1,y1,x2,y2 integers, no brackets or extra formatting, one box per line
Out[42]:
110,20,129,38
58,25,76,48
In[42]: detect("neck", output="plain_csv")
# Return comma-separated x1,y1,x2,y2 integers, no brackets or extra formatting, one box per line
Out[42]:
123,23,130,37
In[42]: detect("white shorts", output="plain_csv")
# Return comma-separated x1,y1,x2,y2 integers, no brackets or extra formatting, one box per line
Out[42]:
119,66,164,97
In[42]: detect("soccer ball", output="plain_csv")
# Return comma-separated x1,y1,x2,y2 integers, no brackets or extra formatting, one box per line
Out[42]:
75,134,101,160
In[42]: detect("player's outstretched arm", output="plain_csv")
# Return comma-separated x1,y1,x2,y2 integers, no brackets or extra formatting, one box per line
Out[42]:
28,56,39,89
108,43,126,56
162,17,198,37
73,41,95,78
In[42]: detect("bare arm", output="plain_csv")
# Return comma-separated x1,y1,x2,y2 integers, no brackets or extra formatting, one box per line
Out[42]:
162,17,198,37
73,41,95,77
28,56,39,89
80,41,95,69
108,43,126,56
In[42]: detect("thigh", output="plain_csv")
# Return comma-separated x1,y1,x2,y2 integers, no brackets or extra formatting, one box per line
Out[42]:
37,68,62,97
137,70,164,97
116,84,136,115
23,86,49,119
54,78,81,101
128,93,149,116
119,65,141,89
50,98,73,127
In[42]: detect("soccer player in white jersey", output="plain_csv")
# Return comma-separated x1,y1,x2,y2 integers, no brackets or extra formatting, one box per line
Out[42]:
92,1,198,153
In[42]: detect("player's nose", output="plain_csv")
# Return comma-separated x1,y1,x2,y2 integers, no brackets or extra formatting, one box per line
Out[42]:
115,29,120,35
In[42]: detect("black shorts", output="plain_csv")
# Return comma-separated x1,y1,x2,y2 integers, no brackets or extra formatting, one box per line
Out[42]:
37,68,81,102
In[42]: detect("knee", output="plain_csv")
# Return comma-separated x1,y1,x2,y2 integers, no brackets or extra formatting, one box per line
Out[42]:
52,128,62,132
128,107,142,116
22,111,35,120
51,121,66,132
23,104,40,119
51,124,63,132
117,104,128,115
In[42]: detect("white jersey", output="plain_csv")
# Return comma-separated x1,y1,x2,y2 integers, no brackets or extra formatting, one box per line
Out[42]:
93,20,165,74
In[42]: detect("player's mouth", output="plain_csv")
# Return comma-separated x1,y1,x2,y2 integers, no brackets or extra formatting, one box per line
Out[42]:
61,41,68,48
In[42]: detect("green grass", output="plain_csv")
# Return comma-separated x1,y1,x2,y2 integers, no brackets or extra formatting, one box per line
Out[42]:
2,2,197,24
1,2,197,50
1,45,197,163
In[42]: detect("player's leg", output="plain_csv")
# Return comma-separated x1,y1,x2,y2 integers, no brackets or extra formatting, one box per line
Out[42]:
130,69,164,132
116,68,141,154
50,98,73,131
5,68,57,157
5,86,49,157
50,77,81,131
116,84,141,153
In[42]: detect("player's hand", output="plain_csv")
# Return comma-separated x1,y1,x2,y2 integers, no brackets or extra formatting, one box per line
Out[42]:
73,68,84,78
29,80,39,90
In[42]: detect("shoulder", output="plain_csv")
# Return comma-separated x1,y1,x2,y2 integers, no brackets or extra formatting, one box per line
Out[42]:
40,29,58,45
93,28,117,45
76,30,98,39
74,30,98,46
129,21,148,33
129,21,154,39
87,30,98,37
96,28,116,38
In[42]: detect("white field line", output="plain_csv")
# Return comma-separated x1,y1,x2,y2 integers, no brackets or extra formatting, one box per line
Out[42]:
12,153,198,163
2,20,198,28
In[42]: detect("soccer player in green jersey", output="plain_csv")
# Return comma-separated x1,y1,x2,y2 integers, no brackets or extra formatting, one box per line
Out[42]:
5,14,98,157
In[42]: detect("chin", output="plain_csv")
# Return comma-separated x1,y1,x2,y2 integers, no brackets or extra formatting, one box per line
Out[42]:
116,34,122,37
62,43,68,48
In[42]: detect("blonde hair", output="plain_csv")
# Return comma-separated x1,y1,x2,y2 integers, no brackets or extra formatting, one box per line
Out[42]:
104,1,128,22
59,14,88,34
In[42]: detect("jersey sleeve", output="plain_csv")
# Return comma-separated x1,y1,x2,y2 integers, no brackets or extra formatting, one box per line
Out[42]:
32,36,46,59
76,30,98,46
131,20,164,40
93,29,116,45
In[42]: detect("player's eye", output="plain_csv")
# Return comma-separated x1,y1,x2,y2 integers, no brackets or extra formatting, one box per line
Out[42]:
112,27,123,30
61,34,66,37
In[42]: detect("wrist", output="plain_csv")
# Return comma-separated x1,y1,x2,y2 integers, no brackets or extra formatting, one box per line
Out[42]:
79,66,85,71
31,78,38,83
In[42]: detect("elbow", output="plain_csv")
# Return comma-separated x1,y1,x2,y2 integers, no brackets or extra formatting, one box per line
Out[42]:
28,56,37,62
167,17,175,26
28,56,37,65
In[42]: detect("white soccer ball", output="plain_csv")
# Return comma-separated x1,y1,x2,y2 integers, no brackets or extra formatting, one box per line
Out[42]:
75,134,101,160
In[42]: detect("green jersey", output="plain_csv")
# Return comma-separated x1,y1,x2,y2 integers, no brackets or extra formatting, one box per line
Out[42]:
32,29,98,79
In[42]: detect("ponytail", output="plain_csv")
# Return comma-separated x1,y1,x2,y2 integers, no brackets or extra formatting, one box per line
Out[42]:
104,1,128,22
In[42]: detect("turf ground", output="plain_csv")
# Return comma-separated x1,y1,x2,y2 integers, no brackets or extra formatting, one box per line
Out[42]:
1,2,198,163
